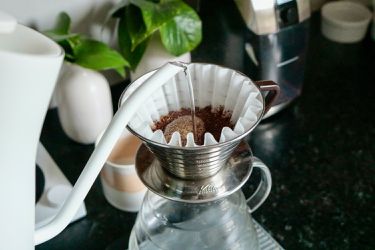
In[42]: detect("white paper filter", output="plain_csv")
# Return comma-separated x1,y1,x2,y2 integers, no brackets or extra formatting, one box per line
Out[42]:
127,63,263,147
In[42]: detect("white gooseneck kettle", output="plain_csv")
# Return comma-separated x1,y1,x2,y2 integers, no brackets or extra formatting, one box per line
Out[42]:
0,10,189,249
0,10,63,249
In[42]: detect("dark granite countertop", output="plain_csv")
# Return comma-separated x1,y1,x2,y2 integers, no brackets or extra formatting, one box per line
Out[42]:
37,1,375,249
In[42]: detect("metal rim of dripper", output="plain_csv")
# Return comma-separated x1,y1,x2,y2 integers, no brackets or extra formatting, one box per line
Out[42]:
118,62,267,151
135,141,254,203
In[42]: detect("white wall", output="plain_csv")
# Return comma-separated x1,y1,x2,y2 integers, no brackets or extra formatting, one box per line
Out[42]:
0,0,118,42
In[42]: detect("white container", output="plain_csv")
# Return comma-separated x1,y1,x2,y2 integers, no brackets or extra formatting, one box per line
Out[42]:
321,1,372,43
56,63,113,144
96,129,147,212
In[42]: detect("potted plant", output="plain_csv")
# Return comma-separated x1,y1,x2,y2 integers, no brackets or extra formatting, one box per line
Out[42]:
110,0,202,80
46,12,129,144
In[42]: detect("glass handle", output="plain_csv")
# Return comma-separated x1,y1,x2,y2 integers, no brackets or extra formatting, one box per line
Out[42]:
254,80,280,115
246,157,272,213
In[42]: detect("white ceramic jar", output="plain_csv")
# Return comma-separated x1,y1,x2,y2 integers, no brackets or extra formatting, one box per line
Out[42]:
95,129,147,212
56,63,113,144
321,1,372,43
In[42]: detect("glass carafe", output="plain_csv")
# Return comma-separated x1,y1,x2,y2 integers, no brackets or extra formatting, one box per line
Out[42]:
129,191,258,250
128,149,271,250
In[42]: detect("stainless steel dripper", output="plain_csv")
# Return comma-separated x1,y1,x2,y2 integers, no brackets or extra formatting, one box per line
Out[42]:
119,63,280,202
132,78,279,180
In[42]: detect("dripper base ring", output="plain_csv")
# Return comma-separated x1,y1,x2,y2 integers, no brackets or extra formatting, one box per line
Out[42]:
135,142,253,203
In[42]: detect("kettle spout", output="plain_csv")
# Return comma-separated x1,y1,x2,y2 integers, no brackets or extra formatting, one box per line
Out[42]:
35,62,186,244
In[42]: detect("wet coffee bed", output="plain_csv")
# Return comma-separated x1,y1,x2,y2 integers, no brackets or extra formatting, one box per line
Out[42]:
152,106,234,145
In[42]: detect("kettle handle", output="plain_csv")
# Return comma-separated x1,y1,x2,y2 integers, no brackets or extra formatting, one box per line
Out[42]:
246,157,272,213
254,81,280,115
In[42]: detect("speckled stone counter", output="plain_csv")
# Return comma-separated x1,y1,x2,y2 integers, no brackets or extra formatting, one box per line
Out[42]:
37,1,375,249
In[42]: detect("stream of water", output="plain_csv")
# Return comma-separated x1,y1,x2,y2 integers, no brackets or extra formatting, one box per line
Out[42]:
184,66,197,142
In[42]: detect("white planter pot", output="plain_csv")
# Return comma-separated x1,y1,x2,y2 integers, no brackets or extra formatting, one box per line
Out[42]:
56,63,113,144
130,33,191,81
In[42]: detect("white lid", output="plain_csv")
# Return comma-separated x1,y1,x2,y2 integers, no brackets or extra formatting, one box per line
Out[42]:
0,10,17,34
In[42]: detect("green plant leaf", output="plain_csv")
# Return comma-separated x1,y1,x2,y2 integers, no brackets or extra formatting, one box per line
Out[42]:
66,35,82,50
44,12,76,43
44,32,78,42
44,12,129,76
109,0,130,18
159,2,202,56
114,66,126,77
62,35,82,60
129,0,183,50
48,12,71,35
44,12,77,59
118,6,149,70
73,39,129,76
113,0,202,70
125,3,148,52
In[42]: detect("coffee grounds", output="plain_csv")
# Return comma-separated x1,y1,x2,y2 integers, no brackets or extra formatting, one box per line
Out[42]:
152,106,234,145
164,115,205,146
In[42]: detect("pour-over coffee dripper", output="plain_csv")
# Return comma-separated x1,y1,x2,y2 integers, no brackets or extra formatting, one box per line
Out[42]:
120,63,278,202
119,63,280,249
